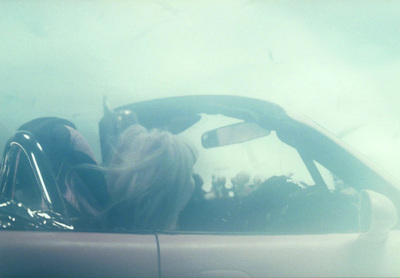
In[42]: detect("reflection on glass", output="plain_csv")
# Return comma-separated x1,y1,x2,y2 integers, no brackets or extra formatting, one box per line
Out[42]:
31,153,51,205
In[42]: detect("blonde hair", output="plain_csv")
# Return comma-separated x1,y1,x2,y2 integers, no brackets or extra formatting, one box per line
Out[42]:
105,124,197,231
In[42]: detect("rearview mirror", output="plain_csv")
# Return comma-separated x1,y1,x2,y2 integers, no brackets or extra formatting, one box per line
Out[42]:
201,122,270,149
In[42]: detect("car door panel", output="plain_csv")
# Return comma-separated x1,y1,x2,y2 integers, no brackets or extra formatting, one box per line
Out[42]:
0,231,159,278
158,232,400,277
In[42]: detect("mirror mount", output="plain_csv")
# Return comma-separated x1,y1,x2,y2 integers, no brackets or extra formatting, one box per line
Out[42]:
358,190,398,242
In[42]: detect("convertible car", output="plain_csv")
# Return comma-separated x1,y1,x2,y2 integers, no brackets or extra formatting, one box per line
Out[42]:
0,95,399,277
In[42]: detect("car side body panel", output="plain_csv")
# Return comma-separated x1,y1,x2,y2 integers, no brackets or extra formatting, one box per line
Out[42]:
0,231,159,278
158,232,400,277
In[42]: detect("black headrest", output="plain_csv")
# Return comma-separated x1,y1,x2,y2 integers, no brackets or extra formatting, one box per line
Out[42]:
17,117,109,207
18,117,76,166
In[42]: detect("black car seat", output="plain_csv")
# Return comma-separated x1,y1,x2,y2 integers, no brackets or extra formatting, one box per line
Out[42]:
18,117,109,222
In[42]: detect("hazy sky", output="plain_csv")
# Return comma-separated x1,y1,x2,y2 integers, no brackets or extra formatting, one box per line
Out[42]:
1,0,400,178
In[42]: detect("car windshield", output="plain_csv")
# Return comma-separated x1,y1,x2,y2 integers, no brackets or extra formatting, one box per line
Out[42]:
181,114,313,192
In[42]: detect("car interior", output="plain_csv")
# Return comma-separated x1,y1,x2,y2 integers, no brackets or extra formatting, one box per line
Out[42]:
0,95,399,235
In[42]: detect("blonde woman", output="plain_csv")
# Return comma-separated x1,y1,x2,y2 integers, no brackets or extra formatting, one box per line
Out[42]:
105,124,198,231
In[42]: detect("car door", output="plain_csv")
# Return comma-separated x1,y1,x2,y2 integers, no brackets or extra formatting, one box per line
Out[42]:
159,166,400,277
158,230,400,277
160,169,400,277
0,231,159,278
